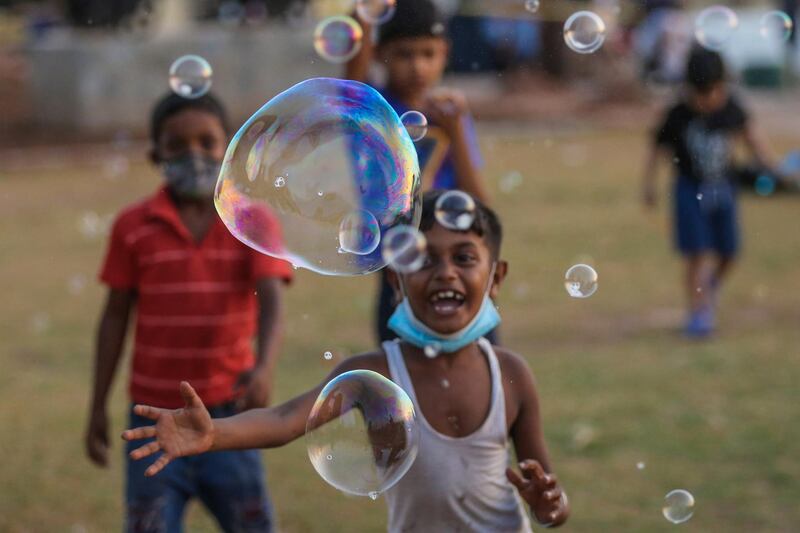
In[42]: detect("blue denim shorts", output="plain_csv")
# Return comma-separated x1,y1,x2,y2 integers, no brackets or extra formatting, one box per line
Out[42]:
674,177,740,257
125,402,273,533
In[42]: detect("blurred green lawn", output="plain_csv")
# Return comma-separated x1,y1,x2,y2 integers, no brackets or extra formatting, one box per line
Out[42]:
1,125,799,532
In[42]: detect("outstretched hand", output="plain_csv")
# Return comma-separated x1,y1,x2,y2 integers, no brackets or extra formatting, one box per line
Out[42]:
121,381,214,477
506,459,569,527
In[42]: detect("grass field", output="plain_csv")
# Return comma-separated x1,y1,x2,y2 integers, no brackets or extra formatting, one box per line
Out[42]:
1,121,799,532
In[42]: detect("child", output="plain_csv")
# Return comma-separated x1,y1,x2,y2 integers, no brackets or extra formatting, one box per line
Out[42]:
123,191,570,532
85,92,292,532
642,47,782,338
345,0,493,342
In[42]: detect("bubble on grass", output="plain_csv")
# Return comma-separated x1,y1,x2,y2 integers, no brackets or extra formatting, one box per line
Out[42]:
759,10,793,43
306,369,419,498
215,78,421,276
168,55,213,99
694,6,738,51
323,351,333,360
636,461,646,471
754,175,776,196
435,190,476,231
499,170,522,194
571,422,596,450
564,264,598,298
381,225,427,274
524,0,540,14
338,209,381,255
563,11,607,54
67,274,87,295
663,489,695,524
356,0,397,25
314,16,363,63
400,111,428,142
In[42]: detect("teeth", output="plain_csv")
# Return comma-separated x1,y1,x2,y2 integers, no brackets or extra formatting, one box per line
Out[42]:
431,290,464,302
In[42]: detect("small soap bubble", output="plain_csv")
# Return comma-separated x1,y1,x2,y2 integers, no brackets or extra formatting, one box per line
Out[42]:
524,0,540,14
168,55,213,99
499,170,522,194
382,225,427,274
563,11,606,54
694,6,738,51
400,111,428,142
441,378,450,389
636,461,646,470
67,274,87,295
314,16,363,63
338,209,381,255
368,491,380,500
435,190,476,231
424,343,442,358
306,370,419,498
356,0,397,25
696,193,703,201
215,78,420,276
564,264,598,298
663,489,695,524
324,351,333,360
760,10,793,43
274,176,286,188
30,312,51,335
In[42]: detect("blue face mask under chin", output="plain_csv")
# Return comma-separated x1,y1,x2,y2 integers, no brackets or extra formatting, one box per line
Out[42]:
387,264,501,356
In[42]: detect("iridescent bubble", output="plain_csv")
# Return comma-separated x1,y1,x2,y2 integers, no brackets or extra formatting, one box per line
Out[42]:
400,111,428,142
274,176,286,188
323,351,333,360
435,190,476,231
314,16,363,63
381,225,427,274
563,11,607,54
306,370,419,498
168,55,213,99
215,78,421,276
694,6,738,51
524,0,540,14
663,489,695,524
564,264,598,298
754,175,776,196
339,209,381,255
759,10,793,43
356,0,397,25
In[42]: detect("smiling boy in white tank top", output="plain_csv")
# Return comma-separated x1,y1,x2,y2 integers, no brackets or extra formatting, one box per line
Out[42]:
123,191,570,531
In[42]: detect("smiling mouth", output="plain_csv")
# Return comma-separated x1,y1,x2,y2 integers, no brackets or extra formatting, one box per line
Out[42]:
429,290,465,315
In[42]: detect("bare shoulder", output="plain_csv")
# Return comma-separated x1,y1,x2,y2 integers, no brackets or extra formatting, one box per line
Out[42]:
335,350,391,380
491,345,539,394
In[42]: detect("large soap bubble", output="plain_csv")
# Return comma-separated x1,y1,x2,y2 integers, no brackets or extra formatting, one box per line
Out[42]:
215,78,421,276
306,370,420,499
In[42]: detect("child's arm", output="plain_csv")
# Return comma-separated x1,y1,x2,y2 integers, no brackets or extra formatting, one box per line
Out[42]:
122,356,378,477
234,277,285,411
503,352,570,527
344,14,374,83
739,121,782,176
641,142,670,208
424,90,491,204
85,288,136,467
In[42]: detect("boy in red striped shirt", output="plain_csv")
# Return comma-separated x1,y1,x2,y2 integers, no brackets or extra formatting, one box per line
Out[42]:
85,92,291,532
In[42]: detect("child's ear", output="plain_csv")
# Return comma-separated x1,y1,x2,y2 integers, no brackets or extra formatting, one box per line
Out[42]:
385,269,403,305
489,260,508,300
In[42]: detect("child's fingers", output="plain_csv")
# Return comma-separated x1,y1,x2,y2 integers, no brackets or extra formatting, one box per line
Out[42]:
544,488,562,503
543,473,559,488
519,459,547,483
129,440,161,460
133,404,163,421
179,381,203,408
505,467,531,491
121,426,156,442
144,454,171,477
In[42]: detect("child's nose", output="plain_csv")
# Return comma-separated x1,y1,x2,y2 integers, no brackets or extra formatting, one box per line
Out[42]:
433,259,458,280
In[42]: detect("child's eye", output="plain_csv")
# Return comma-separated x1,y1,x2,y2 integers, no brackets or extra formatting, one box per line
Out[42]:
455,253,477,264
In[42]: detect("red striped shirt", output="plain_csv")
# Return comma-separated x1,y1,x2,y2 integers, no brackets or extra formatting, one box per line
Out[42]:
100,188,291,408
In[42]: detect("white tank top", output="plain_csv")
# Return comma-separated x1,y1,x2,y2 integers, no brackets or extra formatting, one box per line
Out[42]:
382,338,533,533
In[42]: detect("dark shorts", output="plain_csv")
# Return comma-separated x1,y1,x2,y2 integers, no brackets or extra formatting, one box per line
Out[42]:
375,270,499,345
125,402,273,533
674,177,740,258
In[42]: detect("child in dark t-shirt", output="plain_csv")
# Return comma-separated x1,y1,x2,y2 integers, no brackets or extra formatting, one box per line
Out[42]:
641,47,782,338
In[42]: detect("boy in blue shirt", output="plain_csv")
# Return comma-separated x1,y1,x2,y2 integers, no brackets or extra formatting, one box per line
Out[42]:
346,0,492,342
642,47,782,337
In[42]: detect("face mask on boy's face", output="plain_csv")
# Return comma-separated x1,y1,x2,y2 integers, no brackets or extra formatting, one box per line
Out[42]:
161,153,221,199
